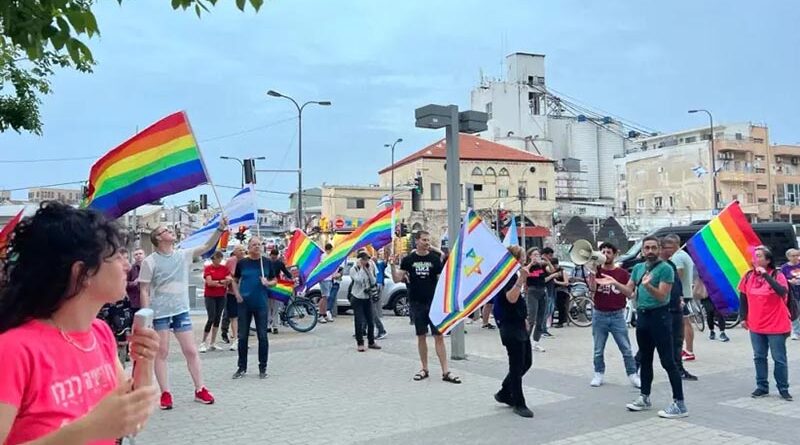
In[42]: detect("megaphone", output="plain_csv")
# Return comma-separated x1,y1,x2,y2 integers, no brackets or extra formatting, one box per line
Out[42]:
570,239,606,266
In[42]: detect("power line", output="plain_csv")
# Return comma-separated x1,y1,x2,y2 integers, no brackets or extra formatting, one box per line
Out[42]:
2,181,86,192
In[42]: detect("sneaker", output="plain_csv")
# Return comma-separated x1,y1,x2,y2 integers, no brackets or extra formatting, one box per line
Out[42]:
681,371,699,381
709,331,716,340
719,332,730,342
318,317,328,324
628,373,642,388
272,327,278,334
213,343,226,351
657,401,689,419
194,387,215,405
751,388,769,398
791,334,799,341
229,343,237,351
590,373,604,387
221,334,230,344
779,391,793,401
368,343,382,350
259,370,269,380
541,331,554,338
533,342,546,353
682,350,696,361
198,342,208,353
494,391,513,406
626,395,651,412
377,332,388,340
232,369,246,380
159,391,173,410
482,323,496,330
513,405,534,418
326,311,333,322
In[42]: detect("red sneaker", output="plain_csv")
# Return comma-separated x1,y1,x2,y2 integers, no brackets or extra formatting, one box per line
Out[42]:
160,391,173,410
194,386,215,405
682,350,696,361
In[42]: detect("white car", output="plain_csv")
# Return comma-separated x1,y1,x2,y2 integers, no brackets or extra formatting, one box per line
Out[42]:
305,260,409,316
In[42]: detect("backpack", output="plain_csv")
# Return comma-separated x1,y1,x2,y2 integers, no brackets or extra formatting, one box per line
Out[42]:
664,260,683,311
744,270,800,322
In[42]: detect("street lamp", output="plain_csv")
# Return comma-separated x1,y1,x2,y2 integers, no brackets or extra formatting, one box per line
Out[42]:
220,156,266,187
384,138,403,208
267,90,331,229
688,109,718,212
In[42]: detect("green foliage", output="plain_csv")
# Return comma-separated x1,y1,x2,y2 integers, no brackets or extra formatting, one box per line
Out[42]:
0,0,264,134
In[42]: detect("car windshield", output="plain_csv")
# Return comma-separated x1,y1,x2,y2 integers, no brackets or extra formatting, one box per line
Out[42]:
623,239,642,258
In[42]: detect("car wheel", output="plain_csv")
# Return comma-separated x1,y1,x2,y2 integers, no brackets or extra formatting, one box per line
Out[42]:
391,292,410,317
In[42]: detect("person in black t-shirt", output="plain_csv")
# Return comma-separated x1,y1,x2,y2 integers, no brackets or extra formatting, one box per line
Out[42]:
493,245,534,418
392,230,461,384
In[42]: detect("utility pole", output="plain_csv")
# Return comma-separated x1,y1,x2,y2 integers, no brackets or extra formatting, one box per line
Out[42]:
519,186,527,252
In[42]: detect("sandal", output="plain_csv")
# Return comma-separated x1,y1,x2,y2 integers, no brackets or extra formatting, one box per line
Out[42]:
413,369,429,381
442,372,462,384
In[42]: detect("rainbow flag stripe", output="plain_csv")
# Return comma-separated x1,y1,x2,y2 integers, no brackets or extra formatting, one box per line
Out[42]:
686,201,761,315
284,229,323,282
442,212,482,313
305,202,399,289
269,278,294,303
84,111,208,218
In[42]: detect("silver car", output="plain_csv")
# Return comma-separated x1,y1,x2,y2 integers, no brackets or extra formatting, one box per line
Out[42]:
306,260,409,316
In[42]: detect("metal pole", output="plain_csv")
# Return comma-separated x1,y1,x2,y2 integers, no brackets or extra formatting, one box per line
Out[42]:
391,144,395,256
520,198,526,252
708,111,718,212
446,105,465,360
297,107,304,230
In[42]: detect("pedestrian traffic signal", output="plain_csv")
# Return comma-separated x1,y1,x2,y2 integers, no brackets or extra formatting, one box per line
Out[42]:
234,225,247,242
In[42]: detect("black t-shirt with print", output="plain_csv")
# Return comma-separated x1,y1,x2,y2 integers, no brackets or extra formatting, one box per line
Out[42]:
526,263,547,288
400,251,443,306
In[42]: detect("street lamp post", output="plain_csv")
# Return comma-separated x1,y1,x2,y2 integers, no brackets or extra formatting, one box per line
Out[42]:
267,90,331,229
688,109,718,212
384,138,403,208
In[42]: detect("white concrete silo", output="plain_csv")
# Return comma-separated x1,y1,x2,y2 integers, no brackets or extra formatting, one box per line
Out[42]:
568,116,600,199
597,118,625,200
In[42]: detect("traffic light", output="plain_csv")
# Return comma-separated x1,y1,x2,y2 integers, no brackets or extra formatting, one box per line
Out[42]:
243,159,256,184
411,176,423,212
234,225,247,242
199,194,208,210
399,222,409,237
414,176,423,194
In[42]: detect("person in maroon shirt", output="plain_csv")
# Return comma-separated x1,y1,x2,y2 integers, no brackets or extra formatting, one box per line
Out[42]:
589,242,640,388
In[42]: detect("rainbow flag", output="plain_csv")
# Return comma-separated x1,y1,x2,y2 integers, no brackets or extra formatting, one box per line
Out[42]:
431,209,520,334
686,201,761,315
0,209,24,257
269,278,295,303
304,202,399,289
84,111,209,218
284,229,323,282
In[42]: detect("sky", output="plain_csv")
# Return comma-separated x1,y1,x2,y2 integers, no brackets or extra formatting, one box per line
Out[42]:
1,0,798,211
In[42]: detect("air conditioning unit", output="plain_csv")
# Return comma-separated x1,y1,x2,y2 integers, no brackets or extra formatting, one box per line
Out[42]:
717,153,726,160
792,157,799,165
667,207,675,213
776,157,783,163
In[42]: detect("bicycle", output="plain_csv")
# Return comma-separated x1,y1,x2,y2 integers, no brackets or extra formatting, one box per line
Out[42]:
566,283,593,327
685,299,706,332
277,293,319,333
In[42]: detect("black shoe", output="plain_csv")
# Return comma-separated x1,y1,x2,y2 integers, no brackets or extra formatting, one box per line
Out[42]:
232,369,246,380
541,332,553,338
259,370,268,380
494,391,513,406
272,328,278,335
368,343,382,350
513,405,534,418
681,371,699,381
482,323,496,330
779,391,793,401
751,389,769,398
221,334,230,344
708,331,716,341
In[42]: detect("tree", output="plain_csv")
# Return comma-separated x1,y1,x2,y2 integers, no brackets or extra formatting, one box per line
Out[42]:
0,0,264,135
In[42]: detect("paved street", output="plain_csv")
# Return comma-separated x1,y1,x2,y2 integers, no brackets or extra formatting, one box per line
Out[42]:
138,313,800,445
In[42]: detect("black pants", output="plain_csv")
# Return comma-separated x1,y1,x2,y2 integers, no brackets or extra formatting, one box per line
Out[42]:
221,293,235,337
555,291,570,326
526,287,548,342
203,297,226,333
671,311,687,374
352,298,375,346
636,306,684,401
701,298,726,332
499,330,532,408
237,304,269,372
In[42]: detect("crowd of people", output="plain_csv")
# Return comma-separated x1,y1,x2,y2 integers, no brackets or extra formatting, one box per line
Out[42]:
0,202,797,443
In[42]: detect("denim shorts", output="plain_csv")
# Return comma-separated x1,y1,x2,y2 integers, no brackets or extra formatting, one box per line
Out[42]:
320,280,333,297
153,311,193,333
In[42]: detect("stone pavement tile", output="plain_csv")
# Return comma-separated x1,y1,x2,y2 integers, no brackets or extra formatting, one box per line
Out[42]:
542,418,786,445
720,396,800,419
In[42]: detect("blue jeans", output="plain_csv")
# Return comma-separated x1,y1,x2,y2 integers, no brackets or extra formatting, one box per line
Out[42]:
750,332,789,393
238,304,269,372
328,282,340,314
592,309,637,375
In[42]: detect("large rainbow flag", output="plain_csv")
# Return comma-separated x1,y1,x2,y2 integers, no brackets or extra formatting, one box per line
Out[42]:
284,229,323,282
84,112,209,218
430,209,520,334
685,201,761,315
304,202,399,289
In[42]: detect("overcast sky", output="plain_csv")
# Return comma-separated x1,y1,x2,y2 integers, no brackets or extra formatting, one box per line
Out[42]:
1,0,798,210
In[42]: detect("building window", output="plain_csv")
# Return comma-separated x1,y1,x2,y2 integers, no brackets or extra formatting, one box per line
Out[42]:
758,198,768,203
654,196,663,209
757,184,768,190
747,193,754,204
527,75,534,85
498,167,510,176
753,138,764,144
485,102,492,120
529,93,541,115
755,155,765,161
538,181,547,201
498,189,509,198
701,134,711,141
485,167,496,184
685,136,697,143
473,184,483,192
755,168,766,174
471,167,483,176
430,183,442,201
668,196,674,208
637,198,645,209
735,133,743,140
346,198,365,209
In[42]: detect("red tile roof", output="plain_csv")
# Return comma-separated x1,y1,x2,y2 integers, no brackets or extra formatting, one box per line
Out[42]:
378,134,552,174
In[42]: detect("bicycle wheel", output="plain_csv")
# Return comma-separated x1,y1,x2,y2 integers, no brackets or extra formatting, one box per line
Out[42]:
568,296,593,327
725,310,742,329
285,299,319,333
689,301,705,332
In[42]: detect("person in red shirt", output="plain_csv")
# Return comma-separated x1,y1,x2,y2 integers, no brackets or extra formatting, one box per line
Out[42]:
739,245,792,401
200,251,232,353
0,202,160,445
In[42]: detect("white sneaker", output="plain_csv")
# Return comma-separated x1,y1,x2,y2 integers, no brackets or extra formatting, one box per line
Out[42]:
326,311,334,322
318,317,327,324
628,373,642,388
590,372,604,387
198,342,208,353
533,342,546,353
229,343,237,351
213,343,226,351
791,334,799,341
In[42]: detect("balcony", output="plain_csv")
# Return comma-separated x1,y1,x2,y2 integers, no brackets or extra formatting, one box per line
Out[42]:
715,138,761,154
717,167,758,183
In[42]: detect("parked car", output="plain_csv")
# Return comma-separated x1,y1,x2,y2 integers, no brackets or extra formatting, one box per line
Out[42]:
305,259,409,316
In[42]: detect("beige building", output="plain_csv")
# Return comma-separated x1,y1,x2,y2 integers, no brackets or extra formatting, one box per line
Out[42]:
318,185,393,230
27,187,83,205
770,144,800,221
377,134,556,244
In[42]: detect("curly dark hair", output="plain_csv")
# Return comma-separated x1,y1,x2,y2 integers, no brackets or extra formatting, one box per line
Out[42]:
0,202,123,333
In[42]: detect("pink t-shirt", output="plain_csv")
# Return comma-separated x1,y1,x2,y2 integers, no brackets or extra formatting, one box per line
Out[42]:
0,319,119,445
738,270,792,335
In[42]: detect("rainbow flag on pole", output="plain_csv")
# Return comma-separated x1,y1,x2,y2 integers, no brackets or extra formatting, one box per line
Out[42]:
430,209,520,335
268,278,295,303
304,202,399,289
84,111,209,218
284,229,323,282
685,201,761,315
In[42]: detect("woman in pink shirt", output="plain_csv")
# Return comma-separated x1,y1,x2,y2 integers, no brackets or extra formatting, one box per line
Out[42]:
0,202,160,444
739,245,793,401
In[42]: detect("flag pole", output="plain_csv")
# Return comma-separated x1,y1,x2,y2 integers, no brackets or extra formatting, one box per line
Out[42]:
183,111,226,218
251,185,266,278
